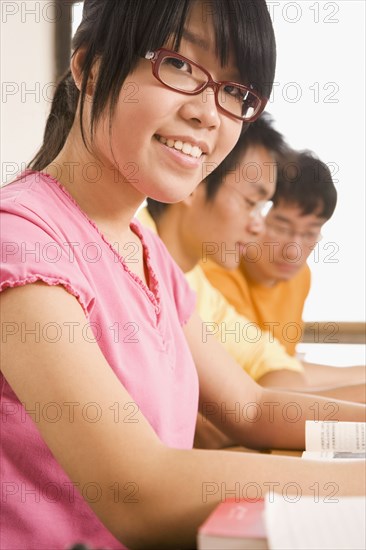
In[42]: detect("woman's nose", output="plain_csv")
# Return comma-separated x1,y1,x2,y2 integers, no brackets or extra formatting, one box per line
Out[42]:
179,87,221,129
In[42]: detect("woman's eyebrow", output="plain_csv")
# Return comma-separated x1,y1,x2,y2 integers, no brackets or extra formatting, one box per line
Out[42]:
182,28,242,82
182,29,210,49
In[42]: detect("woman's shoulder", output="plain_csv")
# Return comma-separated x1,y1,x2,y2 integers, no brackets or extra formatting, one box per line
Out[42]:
1,171,74,221
0,171,95,308
1,170,94,243
2,170,59,198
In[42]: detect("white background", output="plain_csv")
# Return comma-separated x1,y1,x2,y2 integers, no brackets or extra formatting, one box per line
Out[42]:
265,0,365,322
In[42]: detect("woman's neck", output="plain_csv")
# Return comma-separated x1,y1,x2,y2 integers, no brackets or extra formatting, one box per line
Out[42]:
43,131,145,240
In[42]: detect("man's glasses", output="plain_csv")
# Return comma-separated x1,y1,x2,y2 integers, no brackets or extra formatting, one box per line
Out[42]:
225,184,273,218
265,221,323,245
145,49,267,122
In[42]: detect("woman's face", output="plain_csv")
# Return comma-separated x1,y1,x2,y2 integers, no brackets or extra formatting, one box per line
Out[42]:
92,1,244,203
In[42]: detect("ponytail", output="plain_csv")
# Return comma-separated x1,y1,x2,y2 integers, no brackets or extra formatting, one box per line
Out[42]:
28,70,79,171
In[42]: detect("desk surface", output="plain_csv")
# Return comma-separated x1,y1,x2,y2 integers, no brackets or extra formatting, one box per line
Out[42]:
297,342,365,366
225,446,302,457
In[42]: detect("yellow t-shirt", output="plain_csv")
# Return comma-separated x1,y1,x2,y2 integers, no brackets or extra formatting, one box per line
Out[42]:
137,207,304,381
202,259,311,356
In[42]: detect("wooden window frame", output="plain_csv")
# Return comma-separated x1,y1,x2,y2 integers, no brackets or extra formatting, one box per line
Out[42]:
54,0,79,81
303,322,366,344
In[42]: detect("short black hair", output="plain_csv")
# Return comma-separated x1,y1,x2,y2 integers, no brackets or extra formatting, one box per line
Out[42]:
273,151,337,220
202,112,288,201
147,112,286,220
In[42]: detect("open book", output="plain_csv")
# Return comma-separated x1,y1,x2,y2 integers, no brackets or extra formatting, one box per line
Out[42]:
302,420,366,460
265,494,366,550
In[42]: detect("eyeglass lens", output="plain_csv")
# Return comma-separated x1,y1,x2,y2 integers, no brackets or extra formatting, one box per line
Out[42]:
158,54,260,120
266,223,321,244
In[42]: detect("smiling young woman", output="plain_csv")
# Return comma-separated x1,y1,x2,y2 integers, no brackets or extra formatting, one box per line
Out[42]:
0,1,365,549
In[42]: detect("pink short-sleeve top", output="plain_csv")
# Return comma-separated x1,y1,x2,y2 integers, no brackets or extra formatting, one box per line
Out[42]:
0,171,199,549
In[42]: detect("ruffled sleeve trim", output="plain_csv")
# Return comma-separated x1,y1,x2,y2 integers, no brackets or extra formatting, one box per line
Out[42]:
0,274,91,318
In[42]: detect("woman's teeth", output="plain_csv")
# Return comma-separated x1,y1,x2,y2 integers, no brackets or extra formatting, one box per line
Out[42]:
157,135,203,158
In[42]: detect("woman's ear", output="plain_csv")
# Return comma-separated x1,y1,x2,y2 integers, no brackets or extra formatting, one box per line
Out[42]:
70,48,99,96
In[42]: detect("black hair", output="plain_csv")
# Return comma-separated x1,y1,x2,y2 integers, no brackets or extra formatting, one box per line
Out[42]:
147,112,287,220
203,112,288,201
29,0,276,171
273,151,337,220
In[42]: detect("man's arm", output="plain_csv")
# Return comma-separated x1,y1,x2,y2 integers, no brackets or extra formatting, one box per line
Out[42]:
258,363,366,403
184,312,366,451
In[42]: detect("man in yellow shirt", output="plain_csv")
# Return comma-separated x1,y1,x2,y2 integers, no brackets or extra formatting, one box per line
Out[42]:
140,203,304,382
140,115,364,403
203,151,335,357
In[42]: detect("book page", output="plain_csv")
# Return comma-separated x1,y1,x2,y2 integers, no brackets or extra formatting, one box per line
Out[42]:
264,495,366,550
302,450,366,461
305,421,366,452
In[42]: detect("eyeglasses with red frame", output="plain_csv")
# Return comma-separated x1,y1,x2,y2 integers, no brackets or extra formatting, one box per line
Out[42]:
144,48,267,122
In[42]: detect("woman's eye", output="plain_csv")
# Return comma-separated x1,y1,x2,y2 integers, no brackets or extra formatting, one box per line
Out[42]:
223,85,244,99
165,57,192,73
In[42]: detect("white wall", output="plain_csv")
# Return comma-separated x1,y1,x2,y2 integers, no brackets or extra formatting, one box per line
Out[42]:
266,0,365,322
1,1,55,183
